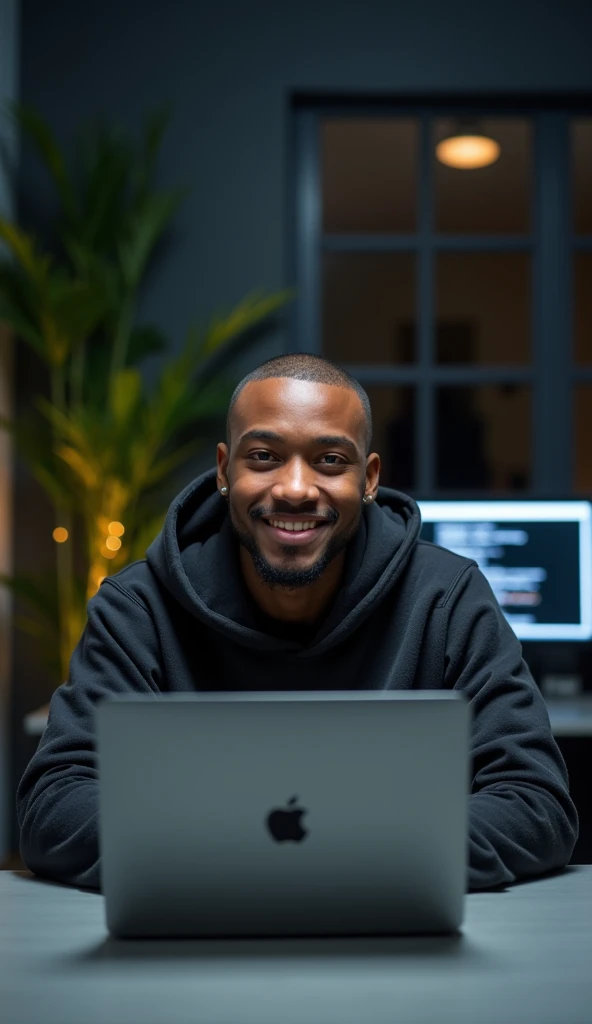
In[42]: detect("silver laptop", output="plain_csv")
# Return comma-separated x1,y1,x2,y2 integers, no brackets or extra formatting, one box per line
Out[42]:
96,691,470,939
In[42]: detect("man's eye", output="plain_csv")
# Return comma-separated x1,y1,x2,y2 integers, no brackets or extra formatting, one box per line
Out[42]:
319,454,346,465
249,451,277,462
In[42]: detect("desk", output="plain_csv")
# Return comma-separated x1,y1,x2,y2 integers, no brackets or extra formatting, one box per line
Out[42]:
21,695,592,737
1,867,591,1024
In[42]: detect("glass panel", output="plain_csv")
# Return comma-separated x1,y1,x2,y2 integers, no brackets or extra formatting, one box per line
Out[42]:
323,252,416,364
322,119,418,233
574,252,592,364
365,386,416,491
434,118,531,234
575,386,592,493
573,119,592,235
436,253,531,365
435,386,532,491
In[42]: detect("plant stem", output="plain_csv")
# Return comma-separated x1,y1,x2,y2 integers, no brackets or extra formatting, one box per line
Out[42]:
108,292,134,383
70,339,86,410
50,364,75,683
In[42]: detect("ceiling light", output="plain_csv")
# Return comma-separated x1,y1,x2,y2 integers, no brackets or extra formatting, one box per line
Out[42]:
436,121,501,170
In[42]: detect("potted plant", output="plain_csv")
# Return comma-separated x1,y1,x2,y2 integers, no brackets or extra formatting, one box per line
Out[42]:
0,105,290,691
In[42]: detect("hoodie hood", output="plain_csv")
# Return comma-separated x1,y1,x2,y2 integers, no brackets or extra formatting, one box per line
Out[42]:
146,467,421,655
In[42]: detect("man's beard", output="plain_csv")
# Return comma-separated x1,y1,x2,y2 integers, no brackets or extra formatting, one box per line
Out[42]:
229,503,361,589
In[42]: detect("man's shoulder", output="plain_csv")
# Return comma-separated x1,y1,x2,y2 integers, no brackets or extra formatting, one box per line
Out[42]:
411,539,478,590
95,559,163,613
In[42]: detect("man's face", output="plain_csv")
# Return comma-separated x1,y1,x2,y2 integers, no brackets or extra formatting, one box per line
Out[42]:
217,378,380,589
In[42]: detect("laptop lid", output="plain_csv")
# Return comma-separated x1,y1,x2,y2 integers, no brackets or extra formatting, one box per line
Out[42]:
96,691,470,938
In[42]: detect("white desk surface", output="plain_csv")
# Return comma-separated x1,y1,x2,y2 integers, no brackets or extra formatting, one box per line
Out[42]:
1,867,591,1024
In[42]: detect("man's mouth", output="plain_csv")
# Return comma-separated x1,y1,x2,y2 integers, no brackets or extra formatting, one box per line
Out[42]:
267,519,320,532
260,517,331,545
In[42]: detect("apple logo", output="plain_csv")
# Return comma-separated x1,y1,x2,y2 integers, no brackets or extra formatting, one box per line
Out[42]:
265,796,309,843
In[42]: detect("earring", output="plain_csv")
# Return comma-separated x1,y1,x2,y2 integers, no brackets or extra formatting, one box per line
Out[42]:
220,486,228,496
362,494,373,504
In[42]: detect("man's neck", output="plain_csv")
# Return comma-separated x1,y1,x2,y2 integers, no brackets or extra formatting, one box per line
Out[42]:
239,548,346,625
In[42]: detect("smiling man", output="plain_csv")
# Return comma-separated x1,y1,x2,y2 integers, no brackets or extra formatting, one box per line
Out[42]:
17,353,578,892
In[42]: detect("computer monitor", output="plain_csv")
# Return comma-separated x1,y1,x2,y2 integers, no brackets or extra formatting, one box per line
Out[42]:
417,501,592,641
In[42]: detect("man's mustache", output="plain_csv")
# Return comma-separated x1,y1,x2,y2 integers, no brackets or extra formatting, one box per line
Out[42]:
248,505,339,524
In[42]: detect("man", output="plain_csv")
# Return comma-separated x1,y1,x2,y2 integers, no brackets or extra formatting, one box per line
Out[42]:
17,353,578,891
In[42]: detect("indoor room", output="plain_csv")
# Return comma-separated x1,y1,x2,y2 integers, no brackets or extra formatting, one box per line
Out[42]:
1,2,591,1022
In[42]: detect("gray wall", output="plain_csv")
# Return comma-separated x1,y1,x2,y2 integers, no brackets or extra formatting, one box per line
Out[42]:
19,0,592,350
0,0,18,864
10,0,592,850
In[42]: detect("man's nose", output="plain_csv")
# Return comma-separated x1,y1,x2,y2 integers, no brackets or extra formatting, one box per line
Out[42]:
271,458,320,504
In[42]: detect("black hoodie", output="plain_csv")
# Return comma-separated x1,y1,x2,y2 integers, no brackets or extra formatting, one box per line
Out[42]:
16,468,578,891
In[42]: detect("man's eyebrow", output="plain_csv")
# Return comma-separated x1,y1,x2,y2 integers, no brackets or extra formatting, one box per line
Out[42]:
313,434,357,451
238,429,358,452
238,430,284,444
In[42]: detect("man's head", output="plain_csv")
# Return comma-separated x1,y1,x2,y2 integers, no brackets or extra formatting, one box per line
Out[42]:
216,353,380,592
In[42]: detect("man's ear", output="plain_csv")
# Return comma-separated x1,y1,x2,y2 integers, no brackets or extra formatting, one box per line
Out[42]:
217,442,230,491
364,452,380,499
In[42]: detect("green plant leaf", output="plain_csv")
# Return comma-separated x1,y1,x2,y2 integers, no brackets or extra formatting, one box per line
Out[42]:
0,296,45,356
52,277,110,345
141,438,203,489
126,511,167,562
30,461,73,507
202,289,293,355
14,615,62,683
119,189,186,288
0,217,50,283
109,367,143,424
12,103,77,218
0,571,59,629
76,125,132,251
126,324,168,365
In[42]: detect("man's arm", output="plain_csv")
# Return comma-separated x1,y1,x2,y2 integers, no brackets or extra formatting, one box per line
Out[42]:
444,564,579,890
16,580,163,890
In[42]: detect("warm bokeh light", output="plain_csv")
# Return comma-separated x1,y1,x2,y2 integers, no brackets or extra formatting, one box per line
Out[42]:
436,134,501,170
97,576,106,586
100,544,118,559
108,521,125,537
105,535,122,551
52,527,69,543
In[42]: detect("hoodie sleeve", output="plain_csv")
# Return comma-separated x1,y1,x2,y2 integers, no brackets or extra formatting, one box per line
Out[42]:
16,580,163,891
443,563,579,890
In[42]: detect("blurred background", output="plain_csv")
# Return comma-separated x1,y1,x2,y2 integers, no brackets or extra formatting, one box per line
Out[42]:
1,0,592,868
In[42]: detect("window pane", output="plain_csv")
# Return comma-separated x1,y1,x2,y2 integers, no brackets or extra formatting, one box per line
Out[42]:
575,252,592,364
365,386,415,491
434,118,531,234
573,119,592,235
435,386,532,491
436,253,531,365
575,386,592,493
323,252,416,364
322,119,418,233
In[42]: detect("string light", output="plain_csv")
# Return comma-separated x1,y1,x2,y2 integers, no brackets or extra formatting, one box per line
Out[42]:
105,536,122,551
100,544,118,560
108,521,125,537
53,527,69,543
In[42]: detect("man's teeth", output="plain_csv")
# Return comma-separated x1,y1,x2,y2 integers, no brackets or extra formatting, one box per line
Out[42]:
268,520,319,532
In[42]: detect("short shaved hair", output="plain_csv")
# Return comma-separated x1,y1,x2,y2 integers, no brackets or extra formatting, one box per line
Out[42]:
227,353,372,453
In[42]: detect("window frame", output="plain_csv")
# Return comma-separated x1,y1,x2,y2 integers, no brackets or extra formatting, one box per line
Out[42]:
292,97,592,498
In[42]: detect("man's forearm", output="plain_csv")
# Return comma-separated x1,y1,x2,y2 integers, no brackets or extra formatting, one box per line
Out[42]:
468,783,578,890
18,776,101,890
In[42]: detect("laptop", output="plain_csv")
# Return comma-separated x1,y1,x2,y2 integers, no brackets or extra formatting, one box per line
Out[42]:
96,691,470,939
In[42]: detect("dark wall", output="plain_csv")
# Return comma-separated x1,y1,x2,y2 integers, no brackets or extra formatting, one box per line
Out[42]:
11,0,592,849
19,0,592,349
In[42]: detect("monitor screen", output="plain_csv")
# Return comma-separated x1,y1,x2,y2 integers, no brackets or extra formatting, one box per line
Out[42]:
417,501,592,641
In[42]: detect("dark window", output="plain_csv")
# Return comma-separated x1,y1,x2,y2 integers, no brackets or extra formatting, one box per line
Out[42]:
295,102,592,497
